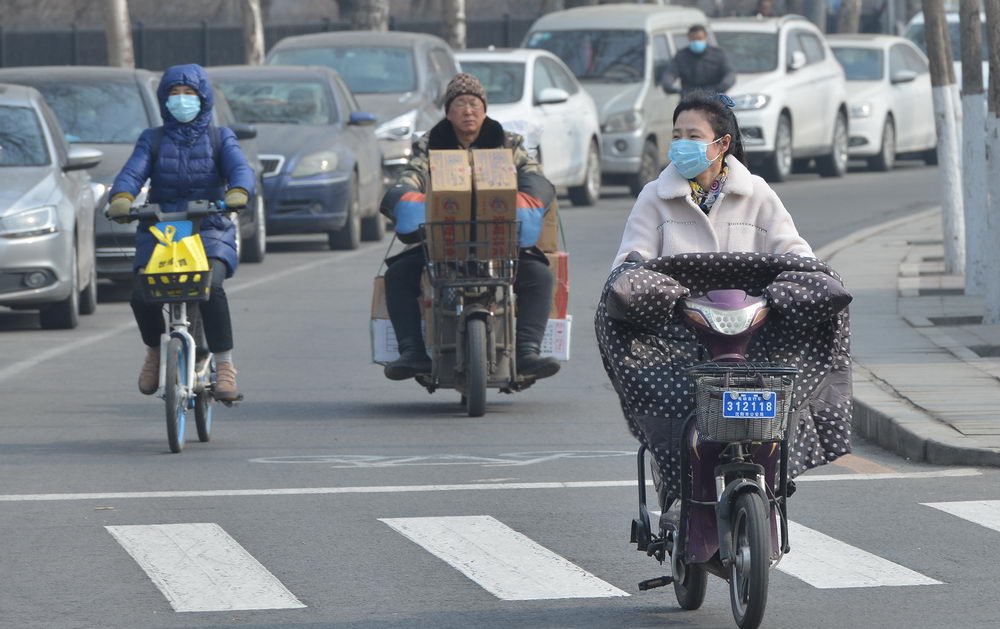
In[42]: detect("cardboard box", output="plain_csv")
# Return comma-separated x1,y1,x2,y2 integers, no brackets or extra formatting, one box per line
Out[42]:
540,315,572,361
370,274,433,364
545,251,570,320
427,150,472,261
471,149,518,259
538,200,560,253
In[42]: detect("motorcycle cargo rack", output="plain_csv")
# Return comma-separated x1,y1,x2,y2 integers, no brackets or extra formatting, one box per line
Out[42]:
419,220,519,288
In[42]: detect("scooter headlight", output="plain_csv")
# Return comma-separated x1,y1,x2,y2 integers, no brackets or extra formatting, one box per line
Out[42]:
689,302,767,336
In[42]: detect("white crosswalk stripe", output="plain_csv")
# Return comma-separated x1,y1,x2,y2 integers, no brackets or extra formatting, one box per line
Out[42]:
106,523,306,613
923,500,1000,533
380,515,630,601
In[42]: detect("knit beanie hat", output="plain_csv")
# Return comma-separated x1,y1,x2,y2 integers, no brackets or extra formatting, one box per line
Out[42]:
444,73,487,112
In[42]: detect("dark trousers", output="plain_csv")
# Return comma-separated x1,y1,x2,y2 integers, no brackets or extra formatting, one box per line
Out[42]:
384,247,553,352
131,259,233,352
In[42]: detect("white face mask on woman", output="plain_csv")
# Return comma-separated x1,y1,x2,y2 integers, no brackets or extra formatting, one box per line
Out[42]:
668,137,723,179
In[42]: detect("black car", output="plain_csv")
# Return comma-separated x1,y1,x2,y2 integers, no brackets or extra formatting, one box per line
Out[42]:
0,66,268,282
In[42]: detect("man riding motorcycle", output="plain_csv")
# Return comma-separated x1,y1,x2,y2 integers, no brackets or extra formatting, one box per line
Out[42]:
379,73,560,382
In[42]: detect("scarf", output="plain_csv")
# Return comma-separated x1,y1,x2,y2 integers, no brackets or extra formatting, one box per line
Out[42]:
689,166,729,214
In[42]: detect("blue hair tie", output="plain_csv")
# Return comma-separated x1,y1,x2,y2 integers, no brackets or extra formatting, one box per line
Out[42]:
717,93,735,108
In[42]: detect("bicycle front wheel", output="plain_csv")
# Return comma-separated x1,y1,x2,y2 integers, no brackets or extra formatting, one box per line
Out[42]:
165,337,187,453
729,491,770,629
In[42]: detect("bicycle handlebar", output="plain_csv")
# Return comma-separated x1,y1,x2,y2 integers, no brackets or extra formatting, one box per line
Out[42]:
106,200,233,224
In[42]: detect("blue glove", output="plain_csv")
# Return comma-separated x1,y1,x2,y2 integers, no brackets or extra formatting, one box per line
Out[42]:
393,191,426,235
515,192,545,248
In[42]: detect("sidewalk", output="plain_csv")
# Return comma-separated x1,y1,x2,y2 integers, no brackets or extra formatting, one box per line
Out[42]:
821,209,1000,466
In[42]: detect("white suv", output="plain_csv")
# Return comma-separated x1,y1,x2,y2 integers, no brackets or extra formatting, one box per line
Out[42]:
713,16,849,182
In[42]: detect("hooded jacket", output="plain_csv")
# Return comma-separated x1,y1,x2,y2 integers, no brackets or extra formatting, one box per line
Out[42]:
110,64,255,277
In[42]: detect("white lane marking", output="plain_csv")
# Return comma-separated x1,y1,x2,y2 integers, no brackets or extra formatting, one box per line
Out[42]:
0,469,982,502
380,515,628,600
0,245,372,384
777,522,942,589
923,500,1000,533
106,523,305,612
796,469,981,482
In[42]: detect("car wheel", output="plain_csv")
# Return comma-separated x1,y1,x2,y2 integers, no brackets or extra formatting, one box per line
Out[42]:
569,139,601,206
240,194,267,263
628,139,659,197
361,188,387,243
818,112,849,177
761,114,792,182
39,246,80,330
868,116,896,172
79,256,98,315
329,175,361,250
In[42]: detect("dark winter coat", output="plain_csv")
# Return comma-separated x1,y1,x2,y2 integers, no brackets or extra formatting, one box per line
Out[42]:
110,64,255,277
595,251,853,497
660,46,736,95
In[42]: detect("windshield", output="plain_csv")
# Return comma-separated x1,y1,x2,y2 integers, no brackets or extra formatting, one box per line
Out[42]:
459,61,525,104
31,81,150,143
0,106,49,166
525,30,646,83
715,31,779,73
905,21,988,61
216,80,335,125
832,47,884,80
267,46,417,94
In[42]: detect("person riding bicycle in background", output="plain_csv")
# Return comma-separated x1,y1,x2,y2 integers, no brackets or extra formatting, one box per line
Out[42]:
106,63,255,401
379,73,560,382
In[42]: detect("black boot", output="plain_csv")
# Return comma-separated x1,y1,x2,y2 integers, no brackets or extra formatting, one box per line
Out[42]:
384,338,432,381
516,342,560,379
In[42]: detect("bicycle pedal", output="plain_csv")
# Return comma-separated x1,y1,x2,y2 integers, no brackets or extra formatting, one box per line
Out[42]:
638,575,673,591
216,393,244,407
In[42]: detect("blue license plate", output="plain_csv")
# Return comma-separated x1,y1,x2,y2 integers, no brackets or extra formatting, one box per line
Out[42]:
723,391,778,419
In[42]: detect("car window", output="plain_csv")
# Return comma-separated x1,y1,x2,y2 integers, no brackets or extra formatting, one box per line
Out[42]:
216,79,336,125
335,76,361,111
37,100,67,165
525,29,646,83
786,30,804,62
532,58,557,99
905,21,987,61
671,32,690,50
431,48,458,79
715,31,779,72
268,46,417,94
889,44,908,77
832,46,884,80
652,34,672,76
0,105,50,166
799,33,826,64
902,45,929,74
541,57,579,95
27,81,150,143
461,61,526,104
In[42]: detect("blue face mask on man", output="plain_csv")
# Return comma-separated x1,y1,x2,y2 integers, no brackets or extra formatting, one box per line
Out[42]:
165,93,201,123
668,137,723,179
688,40,708,54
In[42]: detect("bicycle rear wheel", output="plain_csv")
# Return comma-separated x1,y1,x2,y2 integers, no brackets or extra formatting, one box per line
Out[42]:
194,365,213,443
165,337,187,453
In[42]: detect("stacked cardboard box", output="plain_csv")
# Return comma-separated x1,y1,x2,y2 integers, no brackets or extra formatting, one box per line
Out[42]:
370,274,433,364
540,202,570,360
426,150,472,261
471,149,519,259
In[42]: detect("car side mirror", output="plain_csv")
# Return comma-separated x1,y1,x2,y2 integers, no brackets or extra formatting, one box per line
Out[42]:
64,146,102,171
229,122,258,140
891,69,918,84
536,87,570,105
787,50,807,72
350,111,377,126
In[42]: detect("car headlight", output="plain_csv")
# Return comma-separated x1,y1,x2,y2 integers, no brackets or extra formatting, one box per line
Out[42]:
0,206,58,238
850,102,873,118
291,151,340,178
731,94,770,110
376,110,418,140
602,110,644,133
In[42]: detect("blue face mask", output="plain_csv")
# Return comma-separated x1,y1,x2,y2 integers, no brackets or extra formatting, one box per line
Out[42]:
668,137,722,179
689,40,708,54
165,93,201,123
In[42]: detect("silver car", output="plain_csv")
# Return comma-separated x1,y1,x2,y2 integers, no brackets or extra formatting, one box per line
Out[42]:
0,83,102,329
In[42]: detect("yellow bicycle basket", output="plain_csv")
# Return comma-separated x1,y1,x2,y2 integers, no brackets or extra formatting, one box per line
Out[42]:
141,223,213,303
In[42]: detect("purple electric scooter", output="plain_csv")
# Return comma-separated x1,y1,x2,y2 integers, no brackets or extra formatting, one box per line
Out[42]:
630,289,797,629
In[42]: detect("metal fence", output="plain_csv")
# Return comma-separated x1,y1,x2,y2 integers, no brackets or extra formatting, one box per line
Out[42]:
0,16,538,70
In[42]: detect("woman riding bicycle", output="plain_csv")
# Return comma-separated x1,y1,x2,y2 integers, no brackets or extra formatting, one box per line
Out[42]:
107,63,255,401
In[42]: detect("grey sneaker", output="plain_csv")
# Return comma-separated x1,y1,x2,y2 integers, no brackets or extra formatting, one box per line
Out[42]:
138,347,160,395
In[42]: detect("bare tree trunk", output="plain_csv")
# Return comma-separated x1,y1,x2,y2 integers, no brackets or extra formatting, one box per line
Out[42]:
102,0,134,69
983,0,1000,321
960,0,986,294
352,0,388,31
541,0,565,13
836,0,863,32
805,0,828,32
241,0,265,65
442,0,466,50
923,0,965,275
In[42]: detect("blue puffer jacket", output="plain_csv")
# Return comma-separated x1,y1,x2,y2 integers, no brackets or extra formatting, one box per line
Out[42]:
110,64,255,278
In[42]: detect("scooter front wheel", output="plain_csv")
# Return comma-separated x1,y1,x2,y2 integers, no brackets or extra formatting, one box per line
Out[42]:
729,491,770,629
465,318,487,417
672,548,708,610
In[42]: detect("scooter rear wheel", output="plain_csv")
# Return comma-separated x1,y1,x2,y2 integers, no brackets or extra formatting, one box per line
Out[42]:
729,491,770,629
672,547,708,610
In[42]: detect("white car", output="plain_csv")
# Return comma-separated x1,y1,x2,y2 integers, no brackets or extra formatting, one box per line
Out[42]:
829,35,937,171
713,16,849,182
456,48,602,206
904,11,988,92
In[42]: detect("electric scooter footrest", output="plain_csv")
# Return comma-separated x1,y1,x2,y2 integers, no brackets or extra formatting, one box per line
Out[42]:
638,576,673,590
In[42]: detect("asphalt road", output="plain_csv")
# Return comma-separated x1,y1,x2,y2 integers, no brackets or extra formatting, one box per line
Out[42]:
4,159,995,629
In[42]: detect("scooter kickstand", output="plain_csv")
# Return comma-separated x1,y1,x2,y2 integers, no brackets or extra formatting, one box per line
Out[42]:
638,575,673,591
